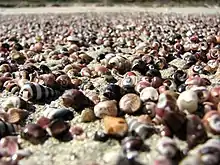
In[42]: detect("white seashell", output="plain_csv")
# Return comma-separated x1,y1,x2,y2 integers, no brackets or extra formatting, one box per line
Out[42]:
94,100,118,118
140,87,159,102
177,90,198,113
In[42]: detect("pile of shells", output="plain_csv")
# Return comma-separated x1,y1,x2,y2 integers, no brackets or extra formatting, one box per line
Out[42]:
0,11,219,165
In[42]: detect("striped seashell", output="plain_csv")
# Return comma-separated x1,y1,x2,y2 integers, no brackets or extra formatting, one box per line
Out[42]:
127,118,156,139
19,82,60,101
0,120,20,138
43,108,74,121
5,82,20,95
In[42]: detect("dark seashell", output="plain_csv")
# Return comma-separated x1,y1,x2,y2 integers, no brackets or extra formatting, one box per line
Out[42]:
127,118,155,140
186,115,208,149
142,102,156,118
191,65,204,74
62,89,93,111
116,156,143,165
0,76,12,89
46,119,70,138
121,76,136,92
172,70,188,86
131,59,146,74
39,64,51,74
151,76,163,88
19,82,60,101
56,74,73,89
37,73,56,88
43,108,74,121
163,79,177,91
5,82,20,94
146,69,161,78
177,84,187,93
103,83,123,101
94,131,109,142
157,137,178,158
155,57,167,70
21,124,47,145
121,135,143,159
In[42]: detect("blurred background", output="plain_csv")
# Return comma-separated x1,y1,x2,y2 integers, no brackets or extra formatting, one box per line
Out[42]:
0,0,219,7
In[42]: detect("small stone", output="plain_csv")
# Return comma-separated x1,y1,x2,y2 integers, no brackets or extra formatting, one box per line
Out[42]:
94,100,118,118
119,93,141,114
81,108,96,122
103,116,128,137
94,131,109,142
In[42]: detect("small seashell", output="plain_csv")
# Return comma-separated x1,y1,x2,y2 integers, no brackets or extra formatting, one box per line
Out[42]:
156,137,178,158
0,136,19,155
69,126,84,137
135,80,151,93
119,93,141,114
2,96,29,111
55,74,73,89
177,90,199,113
81,108,96,122
209,86,220,105
7,108,29,124
121,135,143,159
37,117,51,129
94,100,118,118
137,115,152,124
46,119,70,138
21,123,47,145
142,102,156,118
186,114,208,149
180,155,202,165
43,108,74,121
140,87,159,102
103,116,128,137
203,111,220,135
94,131,109,142
103,83,123,101
127,118,155,139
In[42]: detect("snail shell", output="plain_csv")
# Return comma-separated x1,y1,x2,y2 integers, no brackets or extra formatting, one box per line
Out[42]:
140,87,159,102
2,96,29,111
55,74,73,89
43,108,74,121
7,108,29,124
177,90,199,114
19,82,60,101
203,111,220,135
119,93,141,114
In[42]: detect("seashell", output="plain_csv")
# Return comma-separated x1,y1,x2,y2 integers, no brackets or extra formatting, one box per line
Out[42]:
2,96,29,111
37,117,51,129
62,89,92,111
146,68,161,78
94,100,118,118
137,115,152,124
69,125,84,137
207,48,220,60
172,70,188,86
180,155,202,165
177,90,199,114
156,137,178,158
203,111,220,135
204,60,219,74
39,64,51,74
94,65,109,76
199,41,208,51
103,83,123,101
135,80,151,93
55,74,73,89
19,82,60,101
119,93,141,114
0,76,12,89
46,119,70,138
163,79,177,91
127,118,155,139
0,64,11,73
21,123,47,145
11,149,32,162
94,131,109,142
209,86,220,105
7,108,29,124
155,57,167,70
186,114,208,149
103,116,128,137
142,101,156,118
37,73,56,87
190,86,210,103
140,87,159,102
120,76,137,92
4,82,20,95
0,120,20,138
0,136,19,156
78,53,93,64
107,55,130,74
190,64,204,74
43,108,74,121
131,59,146,74
185,75,211,87
121,135,143,159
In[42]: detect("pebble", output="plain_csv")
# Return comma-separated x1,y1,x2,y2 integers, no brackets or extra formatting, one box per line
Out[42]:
81,108,96,122
103,116,128,137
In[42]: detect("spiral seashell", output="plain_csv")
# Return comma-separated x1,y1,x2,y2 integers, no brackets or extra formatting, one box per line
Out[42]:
180,155,202,165
199,41,208,51
156,136,178,158
0,64,12,73
163,79,177,91
4,81,20,95
43,108,74,121
80,67,92,77
127,118,156,139
19,82,60,101
107,55,130,74
140,87,159,102
203,111,220,135
204,60,219,74
172,70,188,86
207,48,219,60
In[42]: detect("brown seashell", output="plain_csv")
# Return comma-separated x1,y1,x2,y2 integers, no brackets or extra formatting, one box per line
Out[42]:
203,110,220,135
37,73,56,87
119,93,141,114
0,76,12,89
216,35,220,44
46,119,70,137
209,86,220,105
7,108,29,124
103,116,128,137
0,64,11,73
56,74,72,88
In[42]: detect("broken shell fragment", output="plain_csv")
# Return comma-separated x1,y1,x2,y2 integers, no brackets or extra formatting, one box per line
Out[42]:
103,116,128,137
119,93,141,114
